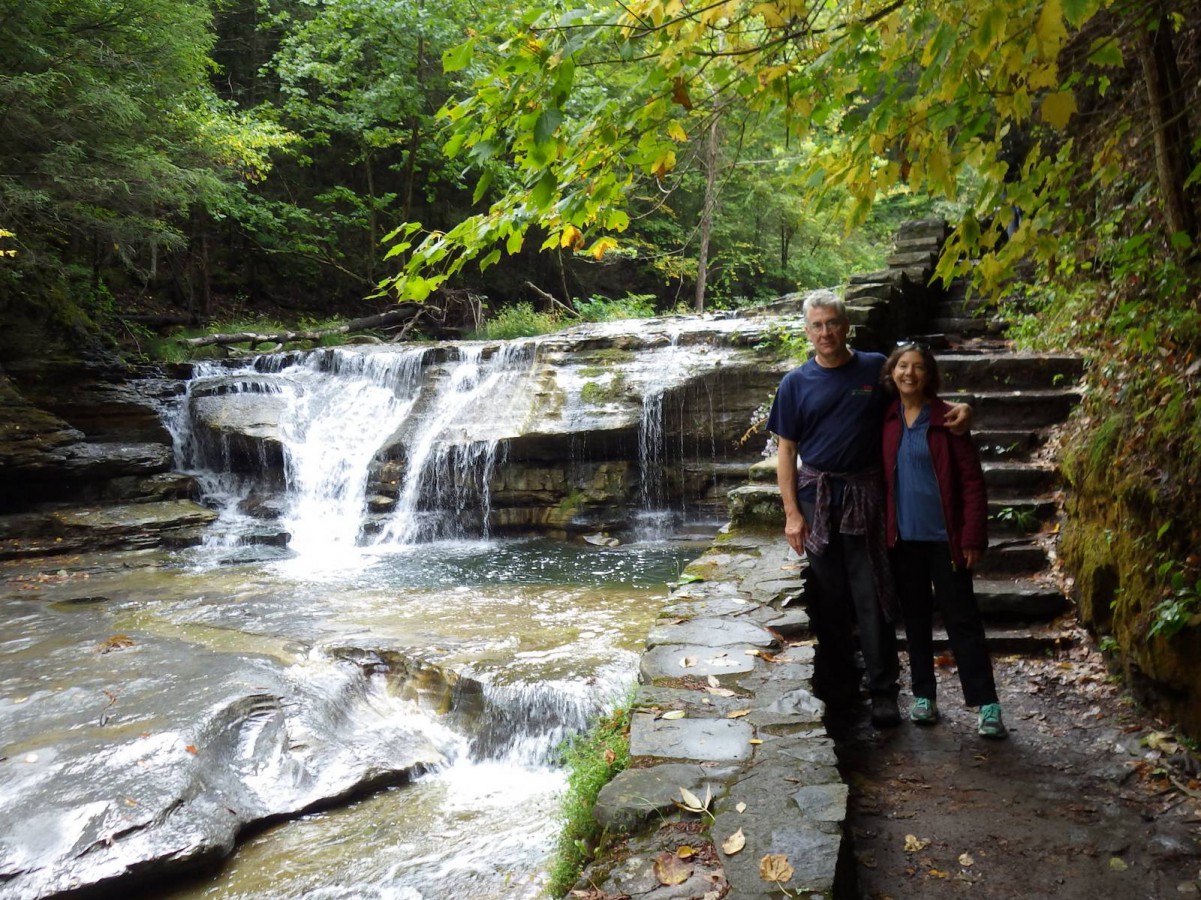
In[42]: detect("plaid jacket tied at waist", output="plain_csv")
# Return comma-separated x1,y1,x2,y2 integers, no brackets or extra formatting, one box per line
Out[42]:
796,463,900,622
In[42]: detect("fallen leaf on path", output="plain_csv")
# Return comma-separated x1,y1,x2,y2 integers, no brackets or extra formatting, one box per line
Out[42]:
679,656,697,668
604,748,616,765
736,801,747,813
958,852,974,867
678,785,711,814
706,687,736,697
707,675,720,687
904,834,930,852
661,709,686,720
98,634,135,653
676,845,694,859
934,653,955,668
1108,857,1129,871
928,868,948,878
728,709,750,718
748,738,763,745
721,829,746,855
653,851,692,886
759,854,794,884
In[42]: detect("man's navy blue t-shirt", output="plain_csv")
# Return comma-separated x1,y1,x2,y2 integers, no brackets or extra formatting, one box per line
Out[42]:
766,350,888,503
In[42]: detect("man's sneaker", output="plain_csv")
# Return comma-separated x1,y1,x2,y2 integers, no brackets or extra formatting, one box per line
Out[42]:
909,697,939,725
870,695,902,728
978,702,1008,739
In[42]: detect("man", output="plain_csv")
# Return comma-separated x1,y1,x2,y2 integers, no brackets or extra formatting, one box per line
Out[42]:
767,293,968,728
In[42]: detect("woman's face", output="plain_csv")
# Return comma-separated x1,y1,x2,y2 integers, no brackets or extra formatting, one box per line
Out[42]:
892,350,929,401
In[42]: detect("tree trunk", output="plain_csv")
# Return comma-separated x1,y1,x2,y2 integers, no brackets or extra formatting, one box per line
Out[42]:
365,150,377,281
695,117,720,313
1136,7,1198,247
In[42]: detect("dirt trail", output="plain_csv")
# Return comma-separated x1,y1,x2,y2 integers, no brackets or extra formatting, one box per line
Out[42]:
835,630,1201,899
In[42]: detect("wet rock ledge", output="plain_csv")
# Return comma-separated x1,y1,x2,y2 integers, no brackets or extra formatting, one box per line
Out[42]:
576,529,847,899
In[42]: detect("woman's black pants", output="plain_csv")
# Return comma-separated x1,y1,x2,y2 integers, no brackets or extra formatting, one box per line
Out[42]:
891,540,998,707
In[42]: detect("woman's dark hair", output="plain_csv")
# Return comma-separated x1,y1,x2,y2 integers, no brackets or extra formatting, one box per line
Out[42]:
882,342,941,396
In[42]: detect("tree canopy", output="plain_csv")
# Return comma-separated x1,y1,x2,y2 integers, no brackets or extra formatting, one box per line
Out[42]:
383,0,1197,306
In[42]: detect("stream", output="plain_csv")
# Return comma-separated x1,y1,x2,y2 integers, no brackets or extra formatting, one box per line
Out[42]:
0,322,770,899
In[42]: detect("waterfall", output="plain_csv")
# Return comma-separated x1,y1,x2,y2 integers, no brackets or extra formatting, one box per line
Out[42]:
635,330,684,535
278,348,427,555
168,341,546,557
371,341,541,546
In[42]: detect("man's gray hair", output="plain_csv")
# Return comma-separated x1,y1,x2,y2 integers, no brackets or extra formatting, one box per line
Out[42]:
802,290,848,324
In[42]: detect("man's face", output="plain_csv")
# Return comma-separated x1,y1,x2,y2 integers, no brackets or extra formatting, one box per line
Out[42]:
804,306,849,363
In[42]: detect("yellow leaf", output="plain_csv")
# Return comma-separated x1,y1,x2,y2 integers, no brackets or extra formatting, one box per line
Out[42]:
904,834,930,852
728,709,750,718
1034,0,1067,58
759,854,794,884
588,237,618,260
1040,90,1077,129
707,686,736,697
722,828,747,855
751,1,785,27
676,845,695,859
559,224,584,250
661,709,686,720
929,868,949,878
667,121,688,142
959,852,974,867
653,850,693,886
748,738,763,745
652,149,677,178
1109,856,1129,871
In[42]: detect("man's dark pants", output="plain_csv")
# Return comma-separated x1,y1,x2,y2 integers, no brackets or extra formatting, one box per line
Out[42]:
801,501,900,703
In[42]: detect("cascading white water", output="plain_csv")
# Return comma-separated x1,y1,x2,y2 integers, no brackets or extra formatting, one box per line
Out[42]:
166,341,548,557
277,348,426,555
372,341,541,546
635,330,686,535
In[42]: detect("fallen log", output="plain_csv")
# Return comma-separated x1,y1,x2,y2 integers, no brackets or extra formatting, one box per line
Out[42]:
179,306,425,348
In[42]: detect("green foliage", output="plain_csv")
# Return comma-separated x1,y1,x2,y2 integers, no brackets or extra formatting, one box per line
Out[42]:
470,302,562,340
546,703,632,897
1148,564,1201,640
0,0,292,310
575,294,659,322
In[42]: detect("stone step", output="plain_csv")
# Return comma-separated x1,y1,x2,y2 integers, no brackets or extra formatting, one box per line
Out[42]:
973,429,1045,460
977,538,1050,577
974,577,1068,620
988,497,1058,536
937,353,1086,391
982,460,1059,499
931,316,1005,336
943,389,1082,428
901,626,1078,656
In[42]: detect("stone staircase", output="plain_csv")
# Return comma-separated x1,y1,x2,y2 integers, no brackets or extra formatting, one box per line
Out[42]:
912,272,1085,649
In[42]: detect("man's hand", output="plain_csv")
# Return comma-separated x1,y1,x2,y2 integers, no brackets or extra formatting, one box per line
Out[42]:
944,401,973,435
963,547,982,570
784,510,809,556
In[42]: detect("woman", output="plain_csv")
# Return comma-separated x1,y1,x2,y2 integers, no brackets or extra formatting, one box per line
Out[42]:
881,343,1007,739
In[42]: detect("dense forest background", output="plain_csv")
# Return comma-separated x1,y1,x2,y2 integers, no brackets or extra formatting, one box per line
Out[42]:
3,0,1201,728
0,0,927,350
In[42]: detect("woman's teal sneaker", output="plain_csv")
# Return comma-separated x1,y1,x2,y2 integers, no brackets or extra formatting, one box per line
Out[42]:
909,697,939,725
978,702,1008,739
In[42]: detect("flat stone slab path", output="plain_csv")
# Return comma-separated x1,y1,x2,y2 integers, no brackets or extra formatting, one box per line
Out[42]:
574,532,1201,900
